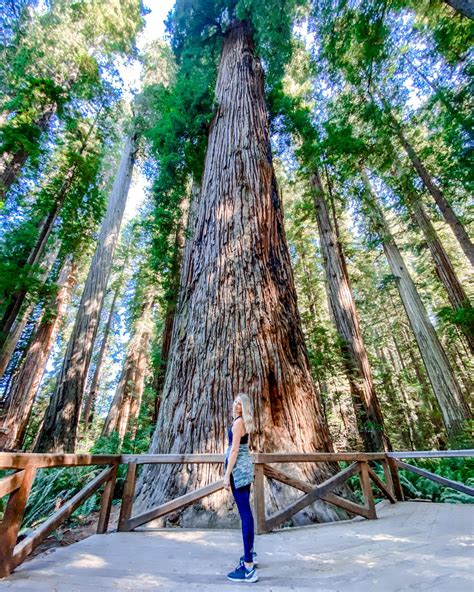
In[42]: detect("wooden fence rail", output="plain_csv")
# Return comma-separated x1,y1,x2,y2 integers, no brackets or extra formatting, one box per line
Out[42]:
0,449,472,578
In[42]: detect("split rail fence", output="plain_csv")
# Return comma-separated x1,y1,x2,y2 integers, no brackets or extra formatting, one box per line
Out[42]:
0,449,472,578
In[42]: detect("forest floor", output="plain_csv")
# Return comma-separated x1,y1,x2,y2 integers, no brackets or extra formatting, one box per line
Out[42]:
1,501,472,591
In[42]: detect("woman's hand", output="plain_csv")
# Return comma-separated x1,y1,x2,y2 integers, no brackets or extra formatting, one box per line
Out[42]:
223,474,231,490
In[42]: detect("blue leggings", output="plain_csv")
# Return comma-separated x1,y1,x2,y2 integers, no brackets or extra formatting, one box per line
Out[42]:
231,475,255,563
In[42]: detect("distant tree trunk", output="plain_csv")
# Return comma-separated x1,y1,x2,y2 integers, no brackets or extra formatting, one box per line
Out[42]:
444,0,474,19
0,241,60,379
311,169,390,452
81,283,119,430
409,198,474,354
135,21,344,526
151,220,185,423
0,104,56,201
374,339,414,449
380,105,474,265
0,257,76,450
102,284,155,442
34,134,137,452
361,171,471,437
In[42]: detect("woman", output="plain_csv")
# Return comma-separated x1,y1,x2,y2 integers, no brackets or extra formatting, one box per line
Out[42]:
224,393,259,583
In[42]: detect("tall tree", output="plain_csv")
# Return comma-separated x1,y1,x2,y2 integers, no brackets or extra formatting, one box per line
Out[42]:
0,257,77,450
311,169,390,451
102,280,156,442
35,133,137,452
136,16,343,525
360,169,471,438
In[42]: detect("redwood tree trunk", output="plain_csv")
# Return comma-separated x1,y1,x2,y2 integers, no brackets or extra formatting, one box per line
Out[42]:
135,21,343,526
394,124,474,266
34,134,137,452
0,241,60,379
361,171,471,437
0,257,77,450
81,283,119,430
410,198,474,354
102,284,155,442
311,170,390,452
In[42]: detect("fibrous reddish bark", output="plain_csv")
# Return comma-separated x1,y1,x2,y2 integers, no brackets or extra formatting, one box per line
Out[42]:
135,21,343,526
0,257,77,451
34,134,137,452
311,170,390,452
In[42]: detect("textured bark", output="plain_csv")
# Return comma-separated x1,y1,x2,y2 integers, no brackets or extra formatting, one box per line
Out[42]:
0,105,56,202
135,22,343,527
0,257,77,451
311,170,390,452
361,171,471,437
102,285,155,442
34,135,137,452
393,123,474,266
152,301,175,425
444,0,474,18
409,198,474,354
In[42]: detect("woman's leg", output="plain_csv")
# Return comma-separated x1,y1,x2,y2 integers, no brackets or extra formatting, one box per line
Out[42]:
231,477,255,563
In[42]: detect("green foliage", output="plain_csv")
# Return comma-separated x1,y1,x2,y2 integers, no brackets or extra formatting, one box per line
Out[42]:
398,457,474,503
0,0,145,193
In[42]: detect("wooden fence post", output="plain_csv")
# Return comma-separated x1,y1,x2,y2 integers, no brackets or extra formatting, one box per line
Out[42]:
253,463,266,535
0,466,36,578
97,464,118,534
386,457,404,501
118,462,137,532
381,458,395,498
359,462,377,519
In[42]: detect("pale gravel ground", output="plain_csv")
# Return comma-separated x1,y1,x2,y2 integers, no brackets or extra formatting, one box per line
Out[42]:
0,501,472,591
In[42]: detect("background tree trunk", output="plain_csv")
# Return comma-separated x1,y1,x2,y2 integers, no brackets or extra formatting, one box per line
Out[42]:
0,241,60,379
135,21,344,527
311,169,390,452
34,134,137,452
0,257,77,450
387,113,474,265
361,170,471,437
102,284,155,442
81,281,119,430
409,198,474,354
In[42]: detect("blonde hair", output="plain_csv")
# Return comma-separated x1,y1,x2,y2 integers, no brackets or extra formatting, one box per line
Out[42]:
236,393,256,434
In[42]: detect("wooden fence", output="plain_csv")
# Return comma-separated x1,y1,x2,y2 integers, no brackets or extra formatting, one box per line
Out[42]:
0,449,472,578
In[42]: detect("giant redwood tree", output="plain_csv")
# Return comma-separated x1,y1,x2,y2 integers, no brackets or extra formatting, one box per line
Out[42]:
135,14,344,525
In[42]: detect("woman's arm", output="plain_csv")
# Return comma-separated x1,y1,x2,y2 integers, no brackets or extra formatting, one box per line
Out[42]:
224,418,245,490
